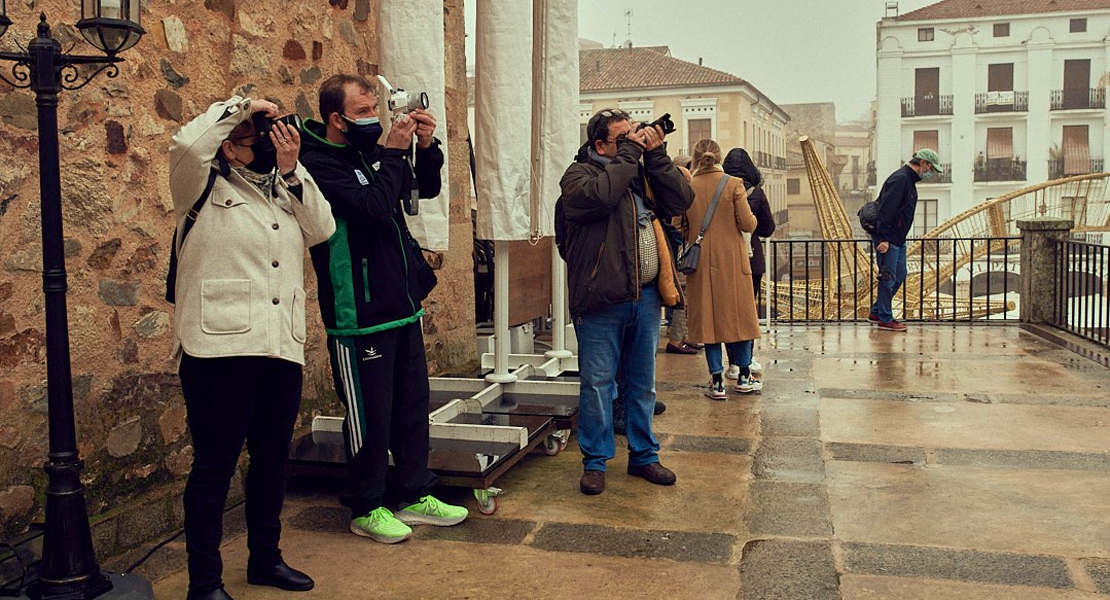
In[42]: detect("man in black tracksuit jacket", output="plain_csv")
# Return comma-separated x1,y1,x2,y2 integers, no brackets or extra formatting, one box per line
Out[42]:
300,74,467,544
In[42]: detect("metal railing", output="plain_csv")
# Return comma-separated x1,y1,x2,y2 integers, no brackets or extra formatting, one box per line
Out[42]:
1050,88,1106,110
1051,238,1109,348
975,91,1029,113
769,237,1020,323
974,158,1027,182
1049,158,1104,179
901,95,954,117
920,163,952,184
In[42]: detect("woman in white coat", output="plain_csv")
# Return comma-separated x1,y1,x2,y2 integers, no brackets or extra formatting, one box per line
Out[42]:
168,96,335,600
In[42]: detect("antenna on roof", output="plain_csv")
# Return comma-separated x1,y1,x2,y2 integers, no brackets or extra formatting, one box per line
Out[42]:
624,9,633,48
885,2,899,18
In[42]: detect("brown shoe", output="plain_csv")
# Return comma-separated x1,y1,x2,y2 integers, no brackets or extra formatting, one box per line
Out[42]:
627,462,676,486
580,470,606,495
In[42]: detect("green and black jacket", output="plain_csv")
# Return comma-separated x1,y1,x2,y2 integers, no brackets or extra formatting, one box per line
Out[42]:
300,120,443,335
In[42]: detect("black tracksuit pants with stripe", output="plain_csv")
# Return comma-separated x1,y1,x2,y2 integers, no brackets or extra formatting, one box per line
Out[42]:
327,322,437,518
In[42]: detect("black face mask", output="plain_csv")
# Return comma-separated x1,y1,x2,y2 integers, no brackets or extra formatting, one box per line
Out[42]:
342,115,383,152
244,143,277,174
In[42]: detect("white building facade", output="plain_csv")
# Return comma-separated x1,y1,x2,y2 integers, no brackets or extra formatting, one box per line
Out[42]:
876,0,1110,235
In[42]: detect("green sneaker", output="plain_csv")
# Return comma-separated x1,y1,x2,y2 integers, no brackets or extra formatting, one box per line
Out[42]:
397,495,469,526
349,507,412,544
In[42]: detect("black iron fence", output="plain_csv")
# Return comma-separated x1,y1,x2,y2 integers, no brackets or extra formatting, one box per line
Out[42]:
974,158,1027,182
1051,238,1109,347
769,237,1021,323
1049,158,1104,180
1050,88,1106,111
901,95,954,117
974,91,1029,113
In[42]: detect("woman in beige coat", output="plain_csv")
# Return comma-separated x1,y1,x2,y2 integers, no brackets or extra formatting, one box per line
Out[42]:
683,139,762,399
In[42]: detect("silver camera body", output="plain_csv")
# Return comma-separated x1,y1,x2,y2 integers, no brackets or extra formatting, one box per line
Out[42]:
377,75,429,118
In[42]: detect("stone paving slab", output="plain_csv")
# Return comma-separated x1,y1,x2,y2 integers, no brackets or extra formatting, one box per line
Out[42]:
840,574,1108,600
825,442,926,465
753,437,825,482
934,448,1110,472
488,440,752,535
747,481,832,538
668,433,754,455
152,527,743,600
827,462,1110,556
1084,559,1110,595
820,398,1110,454
530,522,736,564
841,542,1073,588
738,539,840,600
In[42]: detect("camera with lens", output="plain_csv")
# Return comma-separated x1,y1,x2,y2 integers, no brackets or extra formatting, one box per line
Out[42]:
640,113,675,136
251,112,303,152
377,75,430,119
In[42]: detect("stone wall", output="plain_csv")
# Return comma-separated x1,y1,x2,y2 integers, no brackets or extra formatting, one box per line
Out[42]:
0,0,476,548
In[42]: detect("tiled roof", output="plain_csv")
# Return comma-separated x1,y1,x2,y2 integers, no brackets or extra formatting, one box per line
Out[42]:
580,46,745,92
898,0,1110,21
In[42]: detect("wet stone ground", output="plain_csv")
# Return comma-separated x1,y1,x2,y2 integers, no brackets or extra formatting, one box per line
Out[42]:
123,324,1110,599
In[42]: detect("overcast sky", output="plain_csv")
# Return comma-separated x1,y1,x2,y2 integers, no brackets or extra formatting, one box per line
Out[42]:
465,0,937,122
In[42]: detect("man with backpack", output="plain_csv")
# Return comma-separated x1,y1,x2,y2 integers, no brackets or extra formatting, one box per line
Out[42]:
867,148,943,331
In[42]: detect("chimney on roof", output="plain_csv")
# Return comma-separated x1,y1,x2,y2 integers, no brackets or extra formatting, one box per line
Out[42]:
698,57,703,66
595,60,601,73
885,2,899,18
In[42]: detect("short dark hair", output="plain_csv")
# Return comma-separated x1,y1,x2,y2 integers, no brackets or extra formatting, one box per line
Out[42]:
909,157,925,167
586,108,630,145
318,74,377,122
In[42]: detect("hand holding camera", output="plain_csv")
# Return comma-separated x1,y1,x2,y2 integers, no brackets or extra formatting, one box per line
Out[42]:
384,113,419,150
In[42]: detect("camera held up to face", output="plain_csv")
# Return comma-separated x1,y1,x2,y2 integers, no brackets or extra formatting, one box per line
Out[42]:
250,112,303,153
377,75,430,120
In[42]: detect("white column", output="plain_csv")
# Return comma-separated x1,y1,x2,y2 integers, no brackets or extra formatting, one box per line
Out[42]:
476,0,533,383
1026,36,1054,183
876,39,904,179
950,46,976,214
379,0,450,251
532,0,578,359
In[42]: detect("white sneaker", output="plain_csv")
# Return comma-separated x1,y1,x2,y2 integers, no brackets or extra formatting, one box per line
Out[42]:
724,364,740,380
734,375,763,394
749,359,763,376
705,379,727,400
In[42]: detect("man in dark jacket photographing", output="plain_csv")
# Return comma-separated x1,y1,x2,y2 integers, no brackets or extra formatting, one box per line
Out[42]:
300,74,467,544
556,108,694,495
870,148,943,332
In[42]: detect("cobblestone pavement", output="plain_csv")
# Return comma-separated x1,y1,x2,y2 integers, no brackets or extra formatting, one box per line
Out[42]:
134,325,1110,599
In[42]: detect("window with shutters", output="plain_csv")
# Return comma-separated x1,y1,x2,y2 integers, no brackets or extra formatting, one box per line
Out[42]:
1070,18,1087,33
988,64,1014,92
986,128,1013,160
687,118,711,155
918,28,934,42
993,23,1009,37
1062,125,1090,176
913,130,938,153
914,199,938,238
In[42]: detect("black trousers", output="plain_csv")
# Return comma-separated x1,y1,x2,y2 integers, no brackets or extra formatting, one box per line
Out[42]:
327,322,437,517
179,354,302,593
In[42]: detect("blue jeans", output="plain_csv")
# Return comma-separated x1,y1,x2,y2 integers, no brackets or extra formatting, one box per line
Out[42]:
574,285,662,472
706,341,752,375
871,242,907,323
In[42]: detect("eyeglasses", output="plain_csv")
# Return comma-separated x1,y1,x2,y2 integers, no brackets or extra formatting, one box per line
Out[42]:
598,109,628,119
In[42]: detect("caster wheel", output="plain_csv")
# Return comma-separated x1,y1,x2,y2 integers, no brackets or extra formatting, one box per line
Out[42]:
474,490,500,515
542,435,567,456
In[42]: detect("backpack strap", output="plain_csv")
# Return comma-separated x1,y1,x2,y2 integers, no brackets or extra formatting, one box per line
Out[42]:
178,167,219,251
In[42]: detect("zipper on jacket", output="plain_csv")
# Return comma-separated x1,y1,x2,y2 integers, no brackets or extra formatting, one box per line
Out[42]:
392,219,418,315
362,258,372,303
590,242,606,279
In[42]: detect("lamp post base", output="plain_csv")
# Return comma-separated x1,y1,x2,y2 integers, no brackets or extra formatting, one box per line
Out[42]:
21,573,152,600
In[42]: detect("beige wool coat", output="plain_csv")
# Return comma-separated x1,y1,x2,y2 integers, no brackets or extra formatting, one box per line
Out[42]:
684,166,762,344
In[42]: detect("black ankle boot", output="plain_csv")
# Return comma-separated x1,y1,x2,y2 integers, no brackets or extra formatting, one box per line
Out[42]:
186,587,234,600
246,559,314,592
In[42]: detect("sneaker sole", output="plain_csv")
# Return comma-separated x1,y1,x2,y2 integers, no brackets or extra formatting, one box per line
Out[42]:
396,512,468,527
349,521,411,544
734,385,763,394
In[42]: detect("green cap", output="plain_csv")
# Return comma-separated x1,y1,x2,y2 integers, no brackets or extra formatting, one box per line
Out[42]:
913,148,943,173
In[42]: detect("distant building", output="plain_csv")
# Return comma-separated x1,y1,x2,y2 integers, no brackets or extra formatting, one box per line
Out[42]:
578,45,791,220
876,0,1110,235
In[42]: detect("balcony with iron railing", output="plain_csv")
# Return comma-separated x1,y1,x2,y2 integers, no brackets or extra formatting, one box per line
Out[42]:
974,158,1027,182
1050,88,1106,110
974,91,1029,114
919,163,952,184
1049,158,1104,179
901,95,954,117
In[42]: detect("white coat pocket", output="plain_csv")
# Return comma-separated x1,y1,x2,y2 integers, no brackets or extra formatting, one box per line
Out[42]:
200,279,252,334
292,287,306,343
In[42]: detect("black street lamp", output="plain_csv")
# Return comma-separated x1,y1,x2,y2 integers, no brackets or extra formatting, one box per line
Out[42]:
0,2,150,599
